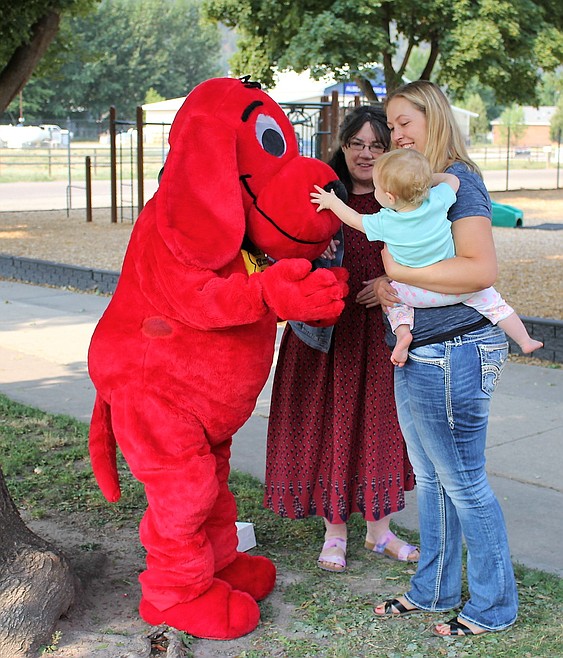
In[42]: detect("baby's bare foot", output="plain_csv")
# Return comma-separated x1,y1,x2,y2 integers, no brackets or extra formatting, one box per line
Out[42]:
520,338,543,354
391,346,408,367
391,330,412,367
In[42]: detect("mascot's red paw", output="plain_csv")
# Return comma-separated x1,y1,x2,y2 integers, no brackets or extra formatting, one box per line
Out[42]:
139,578,259,640
215,552,276,601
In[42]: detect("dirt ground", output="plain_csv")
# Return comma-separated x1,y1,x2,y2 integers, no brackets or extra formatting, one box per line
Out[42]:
1,189,562,657
0,190,562,320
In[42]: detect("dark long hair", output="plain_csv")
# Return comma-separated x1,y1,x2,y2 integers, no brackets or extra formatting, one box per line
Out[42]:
327,105,391,192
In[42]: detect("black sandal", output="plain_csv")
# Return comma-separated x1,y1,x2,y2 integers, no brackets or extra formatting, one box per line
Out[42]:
432,617,488,637
374,598,424,617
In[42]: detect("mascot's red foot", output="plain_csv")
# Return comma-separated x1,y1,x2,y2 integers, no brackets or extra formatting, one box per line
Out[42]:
215,552,276,601
139,578,259,640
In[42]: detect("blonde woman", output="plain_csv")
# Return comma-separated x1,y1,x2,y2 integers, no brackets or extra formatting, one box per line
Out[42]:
369,81,519,638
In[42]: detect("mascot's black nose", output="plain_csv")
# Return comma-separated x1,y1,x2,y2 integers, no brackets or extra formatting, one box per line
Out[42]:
324,180,348,204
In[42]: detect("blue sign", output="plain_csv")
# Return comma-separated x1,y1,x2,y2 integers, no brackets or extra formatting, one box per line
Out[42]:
324,81,387,97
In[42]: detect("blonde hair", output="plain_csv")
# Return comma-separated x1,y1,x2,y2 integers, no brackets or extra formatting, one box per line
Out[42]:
384,80,481,176
373,149,433,206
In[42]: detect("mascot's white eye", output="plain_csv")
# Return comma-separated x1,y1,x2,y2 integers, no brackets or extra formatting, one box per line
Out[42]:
255,114,286,157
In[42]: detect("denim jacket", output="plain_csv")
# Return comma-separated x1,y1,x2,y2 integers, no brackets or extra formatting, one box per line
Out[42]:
287,227,344,353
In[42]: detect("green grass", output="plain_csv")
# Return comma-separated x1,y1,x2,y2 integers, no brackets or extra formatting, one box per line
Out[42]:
1,393,562,657
0,394,146,525
0,146,164,184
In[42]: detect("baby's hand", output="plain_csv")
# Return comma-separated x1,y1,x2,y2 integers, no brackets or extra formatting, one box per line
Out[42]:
310,185,336,212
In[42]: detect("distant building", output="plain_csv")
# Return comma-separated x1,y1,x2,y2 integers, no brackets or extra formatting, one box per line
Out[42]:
267,70,477,144
490,106,557,147
141,71,477,145
141,98,185,144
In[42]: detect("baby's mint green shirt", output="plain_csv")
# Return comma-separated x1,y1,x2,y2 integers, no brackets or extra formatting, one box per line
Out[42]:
362,182,456,267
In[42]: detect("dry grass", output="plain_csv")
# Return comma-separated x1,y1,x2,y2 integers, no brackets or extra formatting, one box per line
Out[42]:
0,189,562,320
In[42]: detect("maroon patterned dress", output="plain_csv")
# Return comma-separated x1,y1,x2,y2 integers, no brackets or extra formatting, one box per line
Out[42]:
264,193,415,523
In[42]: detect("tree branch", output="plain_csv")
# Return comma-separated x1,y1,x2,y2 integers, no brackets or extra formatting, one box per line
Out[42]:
419,38,440,80
381,4,401,93
354,76,377,101
0,10,61,114
397,40,414,80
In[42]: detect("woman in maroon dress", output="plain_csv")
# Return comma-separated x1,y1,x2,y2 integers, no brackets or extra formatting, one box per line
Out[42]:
264,106,417,572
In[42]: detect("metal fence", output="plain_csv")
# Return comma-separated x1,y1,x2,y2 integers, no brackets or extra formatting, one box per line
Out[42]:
1,92,561,219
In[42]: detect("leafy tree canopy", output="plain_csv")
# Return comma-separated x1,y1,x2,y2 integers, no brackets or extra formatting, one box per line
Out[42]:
202,0,563,104
2,0,223,123
459,92,489,143
538,69,563,106
550,96,563,141
0,0,98,113
498,104,526,144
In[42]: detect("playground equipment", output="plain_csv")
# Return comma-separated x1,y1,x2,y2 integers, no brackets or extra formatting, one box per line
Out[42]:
491,201,524,227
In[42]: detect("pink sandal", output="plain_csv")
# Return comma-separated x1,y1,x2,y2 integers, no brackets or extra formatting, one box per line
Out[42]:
317,537,347,572
365,530,419,563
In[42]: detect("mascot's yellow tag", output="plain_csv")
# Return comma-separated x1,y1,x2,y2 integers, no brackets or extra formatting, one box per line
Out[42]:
241,248,270,275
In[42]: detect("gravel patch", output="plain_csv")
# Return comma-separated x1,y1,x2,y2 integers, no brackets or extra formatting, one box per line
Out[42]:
0,189,562,320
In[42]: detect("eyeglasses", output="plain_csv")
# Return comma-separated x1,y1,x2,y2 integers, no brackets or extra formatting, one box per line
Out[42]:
346,140,386,154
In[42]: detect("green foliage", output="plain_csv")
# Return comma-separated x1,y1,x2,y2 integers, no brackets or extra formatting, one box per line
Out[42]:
0,0,100,115
498,105,527,144
38,630,62,655
456,78,504,124
550,96,563,142
203,0,563,104
538,70,563,106
0,0,95,68
144,87,165,105
403,47,434,83
460,92,490,143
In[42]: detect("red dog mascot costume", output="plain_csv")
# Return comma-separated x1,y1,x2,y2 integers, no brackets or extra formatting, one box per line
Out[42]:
87,77,348,640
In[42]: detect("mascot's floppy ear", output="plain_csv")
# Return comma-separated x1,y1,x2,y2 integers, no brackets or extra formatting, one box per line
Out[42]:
156,114,245,271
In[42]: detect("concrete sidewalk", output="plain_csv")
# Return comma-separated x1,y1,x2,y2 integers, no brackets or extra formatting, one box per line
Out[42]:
0,280,561,578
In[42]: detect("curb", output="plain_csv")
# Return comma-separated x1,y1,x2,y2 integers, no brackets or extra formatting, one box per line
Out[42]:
0,253,118,295
1,253,561,363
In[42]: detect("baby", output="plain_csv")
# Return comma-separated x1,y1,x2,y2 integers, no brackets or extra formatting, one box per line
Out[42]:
311,149,542,366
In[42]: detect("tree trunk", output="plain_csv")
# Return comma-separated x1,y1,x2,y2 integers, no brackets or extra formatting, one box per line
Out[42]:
354,76,378,102
419,38,440,81
382,51,402,95
0,466,76,658
0,10,61,114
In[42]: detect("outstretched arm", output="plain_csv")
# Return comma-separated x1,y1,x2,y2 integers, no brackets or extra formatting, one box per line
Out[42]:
382,215,497,294
310,185,366,233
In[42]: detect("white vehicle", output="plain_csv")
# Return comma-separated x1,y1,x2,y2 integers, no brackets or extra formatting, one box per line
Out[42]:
39,124,71,147
115,127,138,145
0,124,44,148
0,123,70,148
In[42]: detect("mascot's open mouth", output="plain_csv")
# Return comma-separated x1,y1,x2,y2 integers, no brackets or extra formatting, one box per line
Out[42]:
240,174,347,245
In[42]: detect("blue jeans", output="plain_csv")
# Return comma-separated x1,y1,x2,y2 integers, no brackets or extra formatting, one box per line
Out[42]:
395,325,518,631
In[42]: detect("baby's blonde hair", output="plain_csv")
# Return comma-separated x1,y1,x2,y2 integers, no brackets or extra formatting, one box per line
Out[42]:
373,149,433,206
